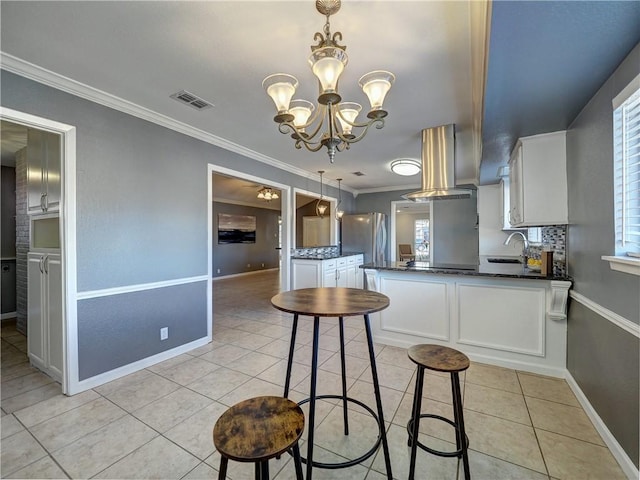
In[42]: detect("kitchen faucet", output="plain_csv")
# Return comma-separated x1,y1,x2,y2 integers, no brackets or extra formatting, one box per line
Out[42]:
504,231,529,262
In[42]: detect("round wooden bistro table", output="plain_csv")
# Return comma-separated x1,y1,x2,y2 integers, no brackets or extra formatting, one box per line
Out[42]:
271,287,393,480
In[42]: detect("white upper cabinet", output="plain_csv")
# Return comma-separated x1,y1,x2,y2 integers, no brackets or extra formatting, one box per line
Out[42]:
508,131,568,227
27,129,61,214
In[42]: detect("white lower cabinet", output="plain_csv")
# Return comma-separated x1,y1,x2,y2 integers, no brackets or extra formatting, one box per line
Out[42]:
292,254,364,289
28,252,63,382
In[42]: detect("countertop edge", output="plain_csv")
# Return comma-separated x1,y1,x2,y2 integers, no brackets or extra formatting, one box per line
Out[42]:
361,263,572,282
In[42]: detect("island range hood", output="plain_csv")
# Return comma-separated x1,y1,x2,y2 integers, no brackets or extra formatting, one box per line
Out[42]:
403,124,472,201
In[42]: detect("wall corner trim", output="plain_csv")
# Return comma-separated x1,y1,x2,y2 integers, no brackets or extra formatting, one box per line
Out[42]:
565,372,639,479
569,291,640,338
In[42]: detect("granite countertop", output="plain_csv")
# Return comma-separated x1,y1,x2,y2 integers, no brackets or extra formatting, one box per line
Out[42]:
361,259,572,282
291,251,363,260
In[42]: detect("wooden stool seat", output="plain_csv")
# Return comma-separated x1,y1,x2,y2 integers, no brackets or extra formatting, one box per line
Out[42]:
407,344,471,480
408,344,470,373
213,396,304,480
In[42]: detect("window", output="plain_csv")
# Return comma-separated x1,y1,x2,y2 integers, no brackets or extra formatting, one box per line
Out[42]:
613,79,640,255
414,219,429,259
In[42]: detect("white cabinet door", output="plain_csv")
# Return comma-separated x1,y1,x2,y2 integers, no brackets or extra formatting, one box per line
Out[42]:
27,252,62,382
509,131,567,227
46,255,63,381
336,258,348,287
509,145,524,226
292,260,322,289
27,254,46,368
27,129,61,214
355,255,364,289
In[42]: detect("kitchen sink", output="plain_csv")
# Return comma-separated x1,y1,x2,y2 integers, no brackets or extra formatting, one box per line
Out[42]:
487,257,522,264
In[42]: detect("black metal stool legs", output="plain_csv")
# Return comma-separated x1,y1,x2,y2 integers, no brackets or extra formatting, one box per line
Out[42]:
408,366,425,480
451,372,470,480
339,316,349,435
292,444,304,480
364,314,393,480
218,457,228,480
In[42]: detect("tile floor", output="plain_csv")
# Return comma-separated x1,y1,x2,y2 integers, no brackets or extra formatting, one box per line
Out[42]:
1,270,627,479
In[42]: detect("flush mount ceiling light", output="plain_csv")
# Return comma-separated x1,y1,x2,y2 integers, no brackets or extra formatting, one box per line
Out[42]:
316,170,327,217
391,158,421,176
257,187,279,202
262,0,395,164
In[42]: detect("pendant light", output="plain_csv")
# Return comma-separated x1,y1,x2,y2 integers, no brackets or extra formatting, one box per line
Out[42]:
316,170,327,218
336,178,344,220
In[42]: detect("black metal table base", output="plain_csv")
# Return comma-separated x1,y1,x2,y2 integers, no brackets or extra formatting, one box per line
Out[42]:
297,394,382,468
283,314,393,480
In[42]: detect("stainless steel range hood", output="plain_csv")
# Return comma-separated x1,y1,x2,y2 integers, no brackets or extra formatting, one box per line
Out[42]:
403,124,472,201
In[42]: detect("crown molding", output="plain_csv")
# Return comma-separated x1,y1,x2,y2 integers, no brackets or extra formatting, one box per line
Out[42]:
0,52,362,194
356,183,421,195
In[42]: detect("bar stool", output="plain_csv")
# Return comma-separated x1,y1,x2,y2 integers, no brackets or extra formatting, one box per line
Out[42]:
407,344,471,480
213,396,304,480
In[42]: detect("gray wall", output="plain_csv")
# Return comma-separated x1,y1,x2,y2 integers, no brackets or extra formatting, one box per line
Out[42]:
431,194,479,266
0,70,356,381
213,202,280,277
566,42,640,467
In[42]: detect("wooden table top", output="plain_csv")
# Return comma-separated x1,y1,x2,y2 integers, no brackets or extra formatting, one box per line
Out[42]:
271,287,390,317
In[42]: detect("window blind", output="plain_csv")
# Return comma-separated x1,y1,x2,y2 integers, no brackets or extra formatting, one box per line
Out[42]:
613,87,640,254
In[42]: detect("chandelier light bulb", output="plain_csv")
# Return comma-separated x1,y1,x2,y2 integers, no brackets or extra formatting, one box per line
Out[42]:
309,47,348,104
337,102,362,135
263,74,298,116
289,100,315,130
359,71,395,115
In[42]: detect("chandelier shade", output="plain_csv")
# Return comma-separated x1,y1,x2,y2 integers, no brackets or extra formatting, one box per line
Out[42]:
262,0,394,163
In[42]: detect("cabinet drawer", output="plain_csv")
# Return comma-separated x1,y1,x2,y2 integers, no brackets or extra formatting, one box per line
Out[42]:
323,260,337,270
347,256,356,264
337,258,347,267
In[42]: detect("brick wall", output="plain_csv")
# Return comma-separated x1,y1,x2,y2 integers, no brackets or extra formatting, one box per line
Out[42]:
15,147,28,334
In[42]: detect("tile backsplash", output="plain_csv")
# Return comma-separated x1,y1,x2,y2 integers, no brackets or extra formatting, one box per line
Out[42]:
528,225,567,276
292,245,339,257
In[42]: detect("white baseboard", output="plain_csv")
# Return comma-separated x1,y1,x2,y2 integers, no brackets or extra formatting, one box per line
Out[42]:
1,312,17,321
213,268,278,281
68,335,211,395
565,372,639,480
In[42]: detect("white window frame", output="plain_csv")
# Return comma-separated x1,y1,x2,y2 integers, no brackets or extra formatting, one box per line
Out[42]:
602,73,640,276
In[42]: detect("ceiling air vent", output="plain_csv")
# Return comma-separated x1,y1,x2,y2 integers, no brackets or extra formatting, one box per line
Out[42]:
351,171,366,177
170,90,214,111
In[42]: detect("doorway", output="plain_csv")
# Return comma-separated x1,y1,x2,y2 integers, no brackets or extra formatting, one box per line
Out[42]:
208,165,291,328
390,200,433,262
0,107,76,395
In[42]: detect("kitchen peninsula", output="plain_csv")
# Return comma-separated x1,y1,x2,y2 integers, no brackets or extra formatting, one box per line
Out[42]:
363,260,572,377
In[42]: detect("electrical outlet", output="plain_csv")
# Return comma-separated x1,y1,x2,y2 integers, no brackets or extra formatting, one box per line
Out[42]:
261,263,265,268
217,268,220,274
160,327,168,340
247,263,251,268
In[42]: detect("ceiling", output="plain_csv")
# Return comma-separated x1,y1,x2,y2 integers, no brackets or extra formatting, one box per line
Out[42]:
1,1,639,192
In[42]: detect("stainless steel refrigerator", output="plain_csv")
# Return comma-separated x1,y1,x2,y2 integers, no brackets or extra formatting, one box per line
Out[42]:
341,213,387,264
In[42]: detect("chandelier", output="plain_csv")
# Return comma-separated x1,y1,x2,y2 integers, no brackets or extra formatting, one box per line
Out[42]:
257,187,279,202
262,0,395,163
